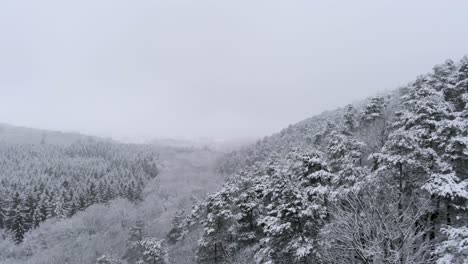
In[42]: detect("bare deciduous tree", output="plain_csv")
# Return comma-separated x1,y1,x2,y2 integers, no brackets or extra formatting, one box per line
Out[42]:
319,184,434,264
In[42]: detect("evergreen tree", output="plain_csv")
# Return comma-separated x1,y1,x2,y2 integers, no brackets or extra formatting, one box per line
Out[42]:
343,104,358,133
166,209,186,244
53,192,70,219
361,96,387,124
435,226,468,264
7,192,26,244
196,186,236,264
23,194,37,232
124,220,146,263
140,238,169,264
0,193,6,229
326,131,366,191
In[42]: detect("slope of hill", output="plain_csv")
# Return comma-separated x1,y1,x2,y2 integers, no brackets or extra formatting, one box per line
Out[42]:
0,126,159,245
171,57,468,264
0,145,224,264
0,123,104,146
218,90,399,176
0,125,226,264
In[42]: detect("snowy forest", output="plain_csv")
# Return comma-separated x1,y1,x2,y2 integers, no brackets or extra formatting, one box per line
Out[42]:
0,135,159,243
0,57,467,264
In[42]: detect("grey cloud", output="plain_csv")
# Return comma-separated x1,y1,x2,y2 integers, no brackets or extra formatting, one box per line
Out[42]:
1,0,467,139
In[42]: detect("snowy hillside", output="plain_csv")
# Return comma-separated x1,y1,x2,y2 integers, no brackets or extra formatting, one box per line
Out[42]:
1,57,467,264
172,57,468,264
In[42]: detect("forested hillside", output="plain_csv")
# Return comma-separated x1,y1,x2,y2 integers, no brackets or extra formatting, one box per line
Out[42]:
0,126,159,244
170,57,468,263
1,57,466,264
0,123,100,145
0,129,224,264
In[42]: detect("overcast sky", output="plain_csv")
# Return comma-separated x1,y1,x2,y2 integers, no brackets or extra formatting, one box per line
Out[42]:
1,0,467,140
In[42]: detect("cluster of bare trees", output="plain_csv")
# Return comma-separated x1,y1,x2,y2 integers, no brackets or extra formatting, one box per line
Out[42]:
320,183,434,264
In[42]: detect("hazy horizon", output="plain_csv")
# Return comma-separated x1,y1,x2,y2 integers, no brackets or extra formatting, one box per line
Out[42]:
1,0,467,139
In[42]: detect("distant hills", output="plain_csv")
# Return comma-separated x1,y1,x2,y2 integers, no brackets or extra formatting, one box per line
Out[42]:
0,123,105,145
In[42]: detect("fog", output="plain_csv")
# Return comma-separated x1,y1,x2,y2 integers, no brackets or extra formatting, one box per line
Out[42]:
1,0,467,140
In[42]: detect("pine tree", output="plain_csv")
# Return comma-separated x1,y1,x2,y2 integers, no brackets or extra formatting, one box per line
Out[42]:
77,195,87,212
36,193,48,224
435,226,468,264
361,96,387,124
140,238,169,264
45,192,56,219
371,130,436,222
444,56,468,111
230,176,262,248
97,181,107,203
343,104,358,133
0,192,7,229
124,220,146,263
23,194,37,232
166,209,185,244
7,192,26,244
359,96,390,152
53,191,70,219
87,182,97,205
196,186,236,264
326,131,366,191
32,204,44,228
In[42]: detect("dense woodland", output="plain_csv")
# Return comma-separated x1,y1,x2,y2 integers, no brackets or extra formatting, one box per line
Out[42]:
0,137,159,244
0,57,467,264
0,127,223,264
169,57,468,264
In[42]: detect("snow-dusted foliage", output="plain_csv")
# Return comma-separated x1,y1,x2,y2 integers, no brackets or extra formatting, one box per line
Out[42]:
178,151,334,263
319,183,434,264
97,219,170,264
0,137,159,244
435,226,468,264
97,255,127,264
177,57,468,263
139,238,169,264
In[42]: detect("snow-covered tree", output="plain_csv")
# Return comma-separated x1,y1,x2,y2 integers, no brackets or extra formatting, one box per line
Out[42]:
343,104,359,133
196,185,237,264
139,238,169,264
253,151,334,263
326,131,367,191
6,192,26,244
125,220,146,263
96,255,127,264
166,209,186,244
361,96,387,124
320,184,434,264
435,226,468,264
